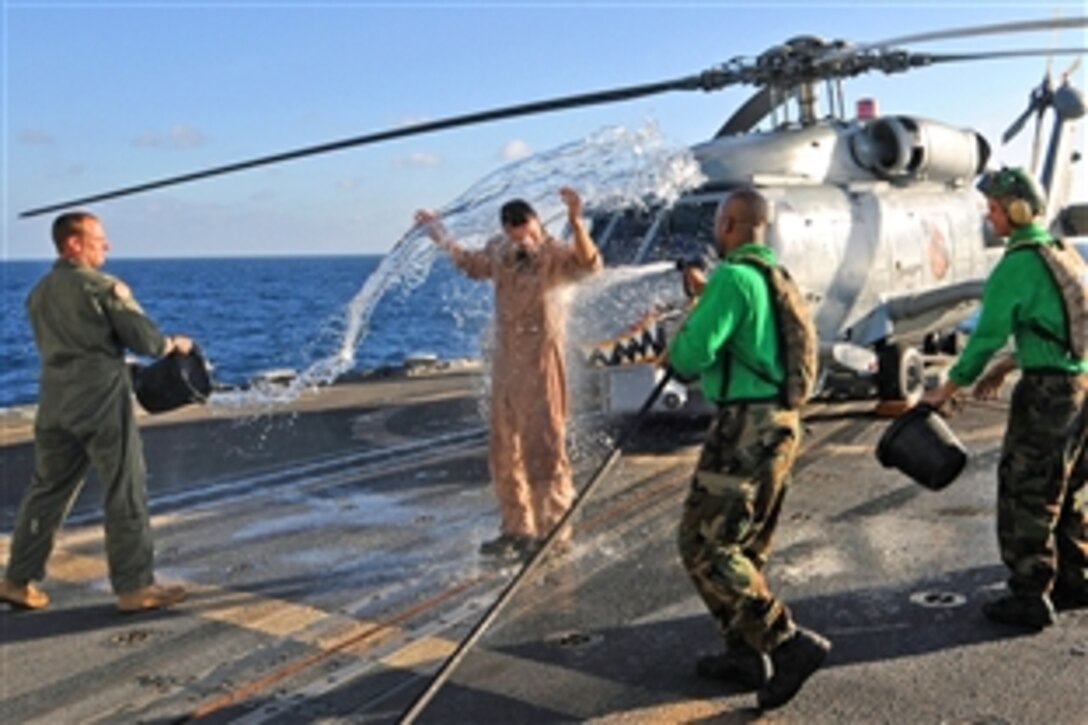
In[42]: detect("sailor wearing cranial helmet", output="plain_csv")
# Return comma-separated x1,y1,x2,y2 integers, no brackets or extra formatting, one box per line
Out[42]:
922,166,1088,628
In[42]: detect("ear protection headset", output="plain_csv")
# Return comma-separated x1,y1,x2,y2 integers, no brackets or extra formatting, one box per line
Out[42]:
1006,197,1035,226
977,166,1046,227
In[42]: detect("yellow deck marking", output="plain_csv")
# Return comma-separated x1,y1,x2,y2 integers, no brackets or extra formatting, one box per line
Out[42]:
0,521,406,651
184,585,333,639
381,635,456,669
0,520,481,708
822,442,877,456
590,700,734,723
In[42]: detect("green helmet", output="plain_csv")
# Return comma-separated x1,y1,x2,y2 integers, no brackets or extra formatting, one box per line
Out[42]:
977,166,1047,215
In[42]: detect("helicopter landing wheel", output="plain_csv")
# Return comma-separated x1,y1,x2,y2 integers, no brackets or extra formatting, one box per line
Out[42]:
877,343,925,403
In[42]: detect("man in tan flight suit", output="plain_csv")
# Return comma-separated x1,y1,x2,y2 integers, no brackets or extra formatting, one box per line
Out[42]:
416,187,602,558
0,212,193,612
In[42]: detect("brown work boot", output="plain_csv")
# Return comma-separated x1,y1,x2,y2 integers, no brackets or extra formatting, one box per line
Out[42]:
981,594,1056,630
117,583,187,613
758,627,831,711
0,579,50,610
696,641,769,690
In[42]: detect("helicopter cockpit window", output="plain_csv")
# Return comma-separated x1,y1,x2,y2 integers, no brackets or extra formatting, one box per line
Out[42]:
595,207,658,266
642,201,718,264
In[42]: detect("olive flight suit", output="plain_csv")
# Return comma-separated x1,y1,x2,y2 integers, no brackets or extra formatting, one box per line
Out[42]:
6,258,168,595
448,234,601,540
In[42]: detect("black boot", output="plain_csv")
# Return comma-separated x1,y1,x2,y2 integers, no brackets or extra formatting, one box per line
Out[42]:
1051,583,1088,612
479,533,535,559
981,594,1056,630
758,627,831,711
695,640,769,690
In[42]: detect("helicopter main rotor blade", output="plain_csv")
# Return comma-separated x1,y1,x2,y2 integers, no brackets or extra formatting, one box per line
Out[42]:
921,47,1087,64
715,87,777,137
19,73,720,218
20,18,1088,219
834,16,1087,59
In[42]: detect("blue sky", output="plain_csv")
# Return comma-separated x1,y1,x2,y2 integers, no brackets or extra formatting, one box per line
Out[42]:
4,1,1086,258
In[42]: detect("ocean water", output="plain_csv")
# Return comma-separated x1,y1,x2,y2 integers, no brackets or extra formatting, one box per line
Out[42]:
2,121,707,409
0,255,493,408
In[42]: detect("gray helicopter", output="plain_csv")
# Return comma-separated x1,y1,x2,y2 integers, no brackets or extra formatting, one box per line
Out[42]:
571,27,1088,414
21,17,1088,413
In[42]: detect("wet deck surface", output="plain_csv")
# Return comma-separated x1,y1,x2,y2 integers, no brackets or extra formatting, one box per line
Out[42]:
1,369,1086,723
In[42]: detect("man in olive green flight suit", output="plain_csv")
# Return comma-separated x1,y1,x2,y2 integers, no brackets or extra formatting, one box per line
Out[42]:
0,212,193,612
666,189,830,711
923,167,1088,629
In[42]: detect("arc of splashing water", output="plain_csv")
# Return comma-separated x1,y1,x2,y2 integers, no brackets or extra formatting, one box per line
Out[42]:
296,232,438,390
221,122,707,407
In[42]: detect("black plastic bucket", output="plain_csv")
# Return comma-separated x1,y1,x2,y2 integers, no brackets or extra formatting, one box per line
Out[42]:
133,347,212,414
876,405,967,490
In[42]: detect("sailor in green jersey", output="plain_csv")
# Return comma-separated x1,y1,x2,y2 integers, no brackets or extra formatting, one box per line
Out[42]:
0,212,194,613
665,189,829,711
923,167,1088,627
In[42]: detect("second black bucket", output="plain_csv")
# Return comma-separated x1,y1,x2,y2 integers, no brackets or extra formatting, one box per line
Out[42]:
876,404,968,491
134,347,212,414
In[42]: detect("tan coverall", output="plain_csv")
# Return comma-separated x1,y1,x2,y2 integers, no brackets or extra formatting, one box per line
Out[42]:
6,259,168,594
450,234,602,538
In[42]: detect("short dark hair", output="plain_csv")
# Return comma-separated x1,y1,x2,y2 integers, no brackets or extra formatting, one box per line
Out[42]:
51,211,97,252
500,199,536,227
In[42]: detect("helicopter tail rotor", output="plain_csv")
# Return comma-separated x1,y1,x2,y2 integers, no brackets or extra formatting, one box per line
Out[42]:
1002,68,1053,150
998,17,1085,173
1002,102,1037,145
1030,75,1049,173
998,53,1085,175
1064,55,1083,81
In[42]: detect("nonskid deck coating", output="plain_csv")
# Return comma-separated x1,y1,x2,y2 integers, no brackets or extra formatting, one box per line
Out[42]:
1,368,1085,723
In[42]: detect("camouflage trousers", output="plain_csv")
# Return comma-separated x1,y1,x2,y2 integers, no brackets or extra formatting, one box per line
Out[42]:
678,402,802,654
999,371,1088,597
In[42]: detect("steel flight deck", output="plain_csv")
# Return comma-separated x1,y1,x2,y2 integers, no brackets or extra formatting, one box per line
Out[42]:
0,366,1085,723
